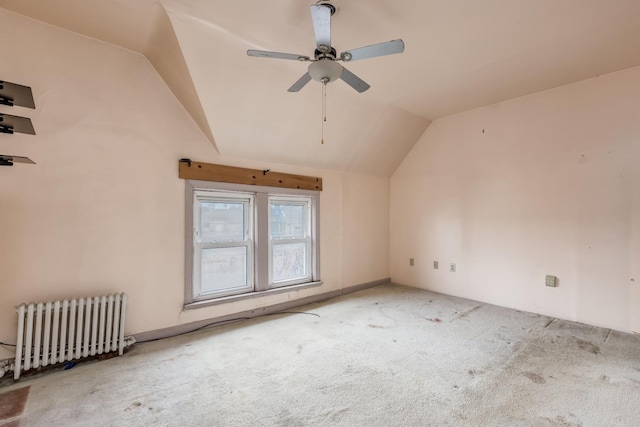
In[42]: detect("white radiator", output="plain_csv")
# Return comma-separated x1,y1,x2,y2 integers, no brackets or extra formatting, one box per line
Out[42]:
0,293,135,380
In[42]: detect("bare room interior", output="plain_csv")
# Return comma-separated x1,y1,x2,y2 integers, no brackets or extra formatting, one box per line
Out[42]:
1,1,639,425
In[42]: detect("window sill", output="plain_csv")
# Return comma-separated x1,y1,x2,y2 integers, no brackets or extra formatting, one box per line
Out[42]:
183,281,323,310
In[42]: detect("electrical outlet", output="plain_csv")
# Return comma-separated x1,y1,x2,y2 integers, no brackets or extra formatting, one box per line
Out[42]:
450,263,456,272
434,261,439,269
409,258,414,267
545,275,557,287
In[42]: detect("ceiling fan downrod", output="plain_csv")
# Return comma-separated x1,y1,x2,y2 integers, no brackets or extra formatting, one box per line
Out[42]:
315,1,336,16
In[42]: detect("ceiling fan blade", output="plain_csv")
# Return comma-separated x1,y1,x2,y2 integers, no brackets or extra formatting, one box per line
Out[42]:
0,113,36,135
0,80,36,109
288,72,312,92
247,49,310,61
340,39,405,62
310,4,331,49
339,67,370,93
0,155,36,165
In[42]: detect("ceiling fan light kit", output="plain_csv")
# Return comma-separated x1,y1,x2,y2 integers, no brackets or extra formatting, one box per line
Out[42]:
247,1,405,93
308,59,343,84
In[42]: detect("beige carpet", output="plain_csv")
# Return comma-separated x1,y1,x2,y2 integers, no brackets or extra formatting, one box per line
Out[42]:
2,284,640,426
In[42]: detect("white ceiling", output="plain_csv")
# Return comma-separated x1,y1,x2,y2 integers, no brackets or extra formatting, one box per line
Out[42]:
3,0,640,175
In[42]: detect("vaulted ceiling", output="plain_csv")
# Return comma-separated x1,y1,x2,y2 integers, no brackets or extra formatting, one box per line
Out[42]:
3,0,640,176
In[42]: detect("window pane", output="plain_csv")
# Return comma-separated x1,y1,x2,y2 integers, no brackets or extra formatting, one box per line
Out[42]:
272,242,307,283
200,201,245,242
270,202,306,239
200,246,248,293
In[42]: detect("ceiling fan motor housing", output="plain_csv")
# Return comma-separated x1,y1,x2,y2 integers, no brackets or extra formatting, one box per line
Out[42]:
314,46,337,60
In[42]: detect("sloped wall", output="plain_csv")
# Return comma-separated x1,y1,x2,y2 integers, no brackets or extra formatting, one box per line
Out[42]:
0,11,389,359
391,65,640,333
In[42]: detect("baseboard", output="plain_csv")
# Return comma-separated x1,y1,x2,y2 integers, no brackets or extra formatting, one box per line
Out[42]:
134,278,390,343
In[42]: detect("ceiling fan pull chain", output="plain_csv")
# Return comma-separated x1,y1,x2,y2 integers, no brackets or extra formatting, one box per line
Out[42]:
321,83,327,144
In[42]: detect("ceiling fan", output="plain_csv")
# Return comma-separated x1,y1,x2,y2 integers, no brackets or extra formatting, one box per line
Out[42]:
247,1,405,93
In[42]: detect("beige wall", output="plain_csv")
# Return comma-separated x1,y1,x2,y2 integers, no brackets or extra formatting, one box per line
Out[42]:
0,11,389,359
391,65,640,333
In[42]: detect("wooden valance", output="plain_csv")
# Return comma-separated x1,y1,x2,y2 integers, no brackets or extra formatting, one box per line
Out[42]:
178,159,322,191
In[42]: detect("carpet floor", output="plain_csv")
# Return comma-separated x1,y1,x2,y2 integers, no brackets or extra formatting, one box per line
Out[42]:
1,284,640,426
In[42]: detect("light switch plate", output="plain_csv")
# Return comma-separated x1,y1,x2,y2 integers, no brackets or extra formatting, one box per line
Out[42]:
545,275,557,287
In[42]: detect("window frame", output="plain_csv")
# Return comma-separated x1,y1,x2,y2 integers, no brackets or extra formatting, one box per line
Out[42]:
184,180,321,309
192,191,254,301
268,195,313,288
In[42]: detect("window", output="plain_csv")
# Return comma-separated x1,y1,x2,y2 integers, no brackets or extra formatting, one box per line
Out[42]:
185,181,320,307
269,196,312,287
193,192,253,299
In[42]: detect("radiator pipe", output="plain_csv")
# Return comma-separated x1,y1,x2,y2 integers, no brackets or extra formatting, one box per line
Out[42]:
0,360,14,378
